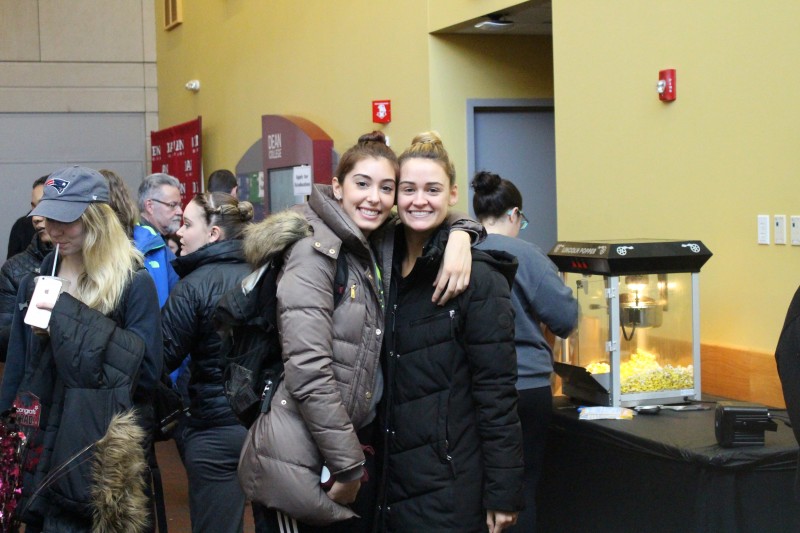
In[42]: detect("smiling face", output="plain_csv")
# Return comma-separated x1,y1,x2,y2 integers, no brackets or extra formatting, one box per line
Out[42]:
332,156,396,238
397,158,458,240
44,217,85,257
176,199,217,256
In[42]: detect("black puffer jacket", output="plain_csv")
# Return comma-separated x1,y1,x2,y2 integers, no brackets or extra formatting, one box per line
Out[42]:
162,239,250,428
377,225,524,532
0,233,52,361
0,256,160,530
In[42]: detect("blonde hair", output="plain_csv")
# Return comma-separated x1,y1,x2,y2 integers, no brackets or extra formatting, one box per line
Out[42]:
397,131,456,186
78,203,143,315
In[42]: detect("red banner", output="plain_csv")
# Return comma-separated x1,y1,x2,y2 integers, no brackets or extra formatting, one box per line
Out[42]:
151,117,202,203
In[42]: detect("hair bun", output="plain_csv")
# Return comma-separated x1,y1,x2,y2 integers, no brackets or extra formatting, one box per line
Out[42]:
410,130,443,148
471,170,501,194
237,200,254,222
358,131,387,146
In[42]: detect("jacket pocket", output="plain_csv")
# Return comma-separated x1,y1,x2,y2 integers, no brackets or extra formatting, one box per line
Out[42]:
401,308,459,355
435,391,456,479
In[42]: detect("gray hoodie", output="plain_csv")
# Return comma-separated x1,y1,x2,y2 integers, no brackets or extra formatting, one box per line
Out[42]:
477,234,577,389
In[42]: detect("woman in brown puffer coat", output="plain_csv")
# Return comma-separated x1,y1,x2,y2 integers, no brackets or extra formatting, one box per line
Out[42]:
238,132,479,533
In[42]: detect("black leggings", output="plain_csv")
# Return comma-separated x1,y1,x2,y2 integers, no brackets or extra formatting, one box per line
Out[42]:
506,385,553,533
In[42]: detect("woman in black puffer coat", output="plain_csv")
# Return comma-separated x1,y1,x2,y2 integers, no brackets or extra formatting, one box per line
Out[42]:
161,191,253,533
376,133,524,533
0,230,52,361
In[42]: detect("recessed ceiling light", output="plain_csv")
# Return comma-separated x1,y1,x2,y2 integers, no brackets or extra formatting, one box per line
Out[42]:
474,14,514,31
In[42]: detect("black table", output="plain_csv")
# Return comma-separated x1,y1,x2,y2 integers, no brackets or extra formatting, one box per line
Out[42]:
536,396,800,533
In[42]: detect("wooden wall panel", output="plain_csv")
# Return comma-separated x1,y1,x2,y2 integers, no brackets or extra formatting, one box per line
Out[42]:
701,344,785,408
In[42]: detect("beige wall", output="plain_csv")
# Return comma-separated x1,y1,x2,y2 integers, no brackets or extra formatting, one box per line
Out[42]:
0,0,156,256
0,0,156,122
551,1,800,354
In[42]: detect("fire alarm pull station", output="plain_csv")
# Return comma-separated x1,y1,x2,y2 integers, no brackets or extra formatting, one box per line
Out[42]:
657,69,676,102
372,100,391,124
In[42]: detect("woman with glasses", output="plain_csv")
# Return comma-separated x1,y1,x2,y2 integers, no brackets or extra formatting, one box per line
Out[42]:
471,170,578,533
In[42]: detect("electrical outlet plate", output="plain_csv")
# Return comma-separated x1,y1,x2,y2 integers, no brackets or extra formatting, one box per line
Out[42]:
758,215,770,245
791,216,800,245
775,215,787,245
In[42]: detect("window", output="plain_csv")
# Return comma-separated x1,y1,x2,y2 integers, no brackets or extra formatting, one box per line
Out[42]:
164,0,183,30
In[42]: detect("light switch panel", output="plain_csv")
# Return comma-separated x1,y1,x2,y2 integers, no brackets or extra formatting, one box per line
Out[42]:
758,215,770,245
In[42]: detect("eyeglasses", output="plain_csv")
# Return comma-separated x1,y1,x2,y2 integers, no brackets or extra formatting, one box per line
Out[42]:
151,198,181,210
507,208,529,230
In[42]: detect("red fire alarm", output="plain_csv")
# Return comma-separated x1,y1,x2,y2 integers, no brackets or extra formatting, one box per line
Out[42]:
372,100,391,123
657,69,676,102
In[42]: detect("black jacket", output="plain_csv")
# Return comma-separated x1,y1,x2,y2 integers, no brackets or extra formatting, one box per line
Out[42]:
775,284,800,496
6,214,36,260
0,254,161,527
377,226,524,532
162,239,250,428
0,233,52,361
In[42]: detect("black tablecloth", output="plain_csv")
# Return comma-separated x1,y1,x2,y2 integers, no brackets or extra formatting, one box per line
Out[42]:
536,396,800,533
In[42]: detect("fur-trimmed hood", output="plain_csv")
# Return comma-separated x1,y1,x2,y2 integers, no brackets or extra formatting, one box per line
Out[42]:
243,209,313,269
91,411,149,533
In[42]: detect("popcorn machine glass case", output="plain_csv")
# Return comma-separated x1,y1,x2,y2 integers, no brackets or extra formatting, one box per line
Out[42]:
548,240,712,407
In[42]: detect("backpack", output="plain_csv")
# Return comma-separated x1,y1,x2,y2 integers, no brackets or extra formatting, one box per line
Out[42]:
216,250,349,428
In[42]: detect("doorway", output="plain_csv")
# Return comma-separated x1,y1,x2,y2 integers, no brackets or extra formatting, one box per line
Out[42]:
467,99,557,252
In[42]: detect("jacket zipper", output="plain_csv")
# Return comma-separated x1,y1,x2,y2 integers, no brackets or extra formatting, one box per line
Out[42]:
444,309,456,477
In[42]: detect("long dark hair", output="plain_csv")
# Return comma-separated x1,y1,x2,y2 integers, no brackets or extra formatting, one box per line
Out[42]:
470,170,523,221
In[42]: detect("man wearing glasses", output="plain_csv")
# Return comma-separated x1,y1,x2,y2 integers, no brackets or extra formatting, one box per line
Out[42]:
138,173,184,239
134,173,182,307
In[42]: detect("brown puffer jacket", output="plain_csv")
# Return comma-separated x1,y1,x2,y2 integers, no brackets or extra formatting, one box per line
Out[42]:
238,185,386,525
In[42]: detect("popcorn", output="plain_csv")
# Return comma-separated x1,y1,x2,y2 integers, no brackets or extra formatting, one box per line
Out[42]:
585,350,694,393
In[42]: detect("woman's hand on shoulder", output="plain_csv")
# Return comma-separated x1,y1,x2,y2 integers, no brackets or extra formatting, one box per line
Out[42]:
486,510,518,533
433,230,472,306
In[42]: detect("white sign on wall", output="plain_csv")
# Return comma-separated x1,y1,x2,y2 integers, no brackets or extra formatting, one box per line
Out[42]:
293,165,312,196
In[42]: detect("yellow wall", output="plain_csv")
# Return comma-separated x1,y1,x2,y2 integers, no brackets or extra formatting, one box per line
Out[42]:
155,0,432,175
155,1,553,211
429,33,553,211
155,0,798,357
552,1,800,353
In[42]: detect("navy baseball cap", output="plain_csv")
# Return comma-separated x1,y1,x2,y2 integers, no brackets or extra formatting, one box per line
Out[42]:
30,166,110,222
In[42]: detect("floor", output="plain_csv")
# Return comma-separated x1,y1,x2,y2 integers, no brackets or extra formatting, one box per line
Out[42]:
155,440,257,532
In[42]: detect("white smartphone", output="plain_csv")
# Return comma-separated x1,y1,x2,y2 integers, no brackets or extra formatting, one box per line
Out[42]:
24,276,64,329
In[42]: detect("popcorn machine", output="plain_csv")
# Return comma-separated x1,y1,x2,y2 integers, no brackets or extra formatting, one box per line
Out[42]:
548,240,712,407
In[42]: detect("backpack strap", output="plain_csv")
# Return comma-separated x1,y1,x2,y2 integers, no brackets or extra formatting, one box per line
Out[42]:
333,251,348,307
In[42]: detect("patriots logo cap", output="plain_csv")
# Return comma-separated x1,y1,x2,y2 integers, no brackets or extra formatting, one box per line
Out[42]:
30,166,110,223
45,177,70,194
